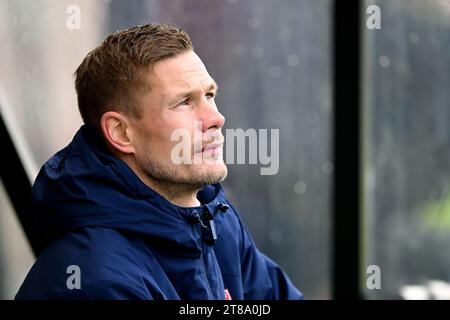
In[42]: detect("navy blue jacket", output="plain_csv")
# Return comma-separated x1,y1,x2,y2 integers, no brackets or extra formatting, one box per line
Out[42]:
16,126,303,300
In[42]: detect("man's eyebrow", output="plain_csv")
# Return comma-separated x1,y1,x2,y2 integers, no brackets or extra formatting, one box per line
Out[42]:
170,81,219,103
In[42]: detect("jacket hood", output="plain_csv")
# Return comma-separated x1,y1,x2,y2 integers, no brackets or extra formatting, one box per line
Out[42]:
31,125,228,253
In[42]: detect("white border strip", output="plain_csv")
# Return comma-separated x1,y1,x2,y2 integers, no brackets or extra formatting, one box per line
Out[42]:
0,84,39,183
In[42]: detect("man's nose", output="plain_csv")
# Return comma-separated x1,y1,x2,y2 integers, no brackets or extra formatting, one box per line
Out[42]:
198,98,225,132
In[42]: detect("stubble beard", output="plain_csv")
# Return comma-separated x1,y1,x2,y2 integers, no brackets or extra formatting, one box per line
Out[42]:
141,151,228,192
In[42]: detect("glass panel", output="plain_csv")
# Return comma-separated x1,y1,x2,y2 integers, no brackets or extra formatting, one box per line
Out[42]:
362,0,450,299
1,0,333,299
0,0,108,168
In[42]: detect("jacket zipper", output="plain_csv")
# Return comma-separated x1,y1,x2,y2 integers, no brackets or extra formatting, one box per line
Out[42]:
200,240,214,299
192,210,214,299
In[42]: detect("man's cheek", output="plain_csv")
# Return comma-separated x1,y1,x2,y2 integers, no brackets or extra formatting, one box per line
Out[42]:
169,131,195,165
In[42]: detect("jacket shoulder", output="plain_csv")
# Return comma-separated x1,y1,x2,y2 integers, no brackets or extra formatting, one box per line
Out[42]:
16,227,159,300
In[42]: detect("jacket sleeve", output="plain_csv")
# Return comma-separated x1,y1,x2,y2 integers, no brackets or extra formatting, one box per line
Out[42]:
231,205,304,300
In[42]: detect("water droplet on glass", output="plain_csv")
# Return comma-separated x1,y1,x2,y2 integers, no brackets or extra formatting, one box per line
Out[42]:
269,66,282,77
379,56,391,68
294,181,307,194
287,54,300,66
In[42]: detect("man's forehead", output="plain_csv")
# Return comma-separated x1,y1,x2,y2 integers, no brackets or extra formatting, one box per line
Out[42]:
148,51,214,91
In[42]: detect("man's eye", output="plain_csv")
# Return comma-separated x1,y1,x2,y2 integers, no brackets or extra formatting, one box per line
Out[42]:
175,99,190,107
206,92,216,100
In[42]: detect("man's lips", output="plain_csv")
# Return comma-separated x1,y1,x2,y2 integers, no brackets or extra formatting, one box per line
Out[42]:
201,141,223,153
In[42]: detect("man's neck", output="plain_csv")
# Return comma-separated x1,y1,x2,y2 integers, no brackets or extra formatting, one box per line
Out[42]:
141,176,202,207
126,162,201,208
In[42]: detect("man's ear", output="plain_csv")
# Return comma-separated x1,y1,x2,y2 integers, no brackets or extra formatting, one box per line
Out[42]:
100,111,135,154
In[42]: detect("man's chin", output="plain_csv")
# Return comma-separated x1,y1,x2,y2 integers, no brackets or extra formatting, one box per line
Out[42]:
203,163,228,184
191,163,228,185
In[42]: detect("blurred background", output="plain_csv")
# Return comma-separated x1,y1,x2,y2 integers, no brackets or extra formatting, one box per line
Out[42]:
0,0,449,300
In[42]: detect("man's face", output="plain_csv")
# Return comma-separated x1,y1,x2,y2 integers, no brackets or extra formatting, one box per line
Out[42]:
129,50,227,188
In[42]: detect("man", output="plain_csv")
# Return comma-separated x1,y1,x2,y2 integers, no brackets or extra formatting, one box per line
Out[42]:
16,23,302,300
